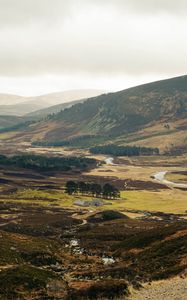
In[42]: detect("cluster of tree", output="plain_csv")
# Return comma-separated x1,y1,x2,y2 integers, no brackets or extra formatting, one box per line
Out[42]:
0,154,96,172
32,135,105,148
32,140,70,147
90,144,159,156
65,181,120,199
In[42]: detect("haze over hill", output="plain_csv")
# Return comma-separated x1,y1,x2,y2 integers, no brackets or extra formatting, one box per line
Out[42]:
5,75,187,153
0,94,26,105
0,89,105,116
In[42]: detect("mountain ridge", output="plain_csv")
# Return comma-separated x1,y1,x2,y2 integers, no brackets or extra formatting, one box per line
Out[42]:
26,98,87,119
2,75,187,153
0,89,105,116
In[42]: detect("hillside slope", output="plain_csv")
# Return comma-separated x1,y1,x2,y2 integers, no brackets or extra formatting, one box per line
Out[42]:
4,75,187,153
0,115,22,129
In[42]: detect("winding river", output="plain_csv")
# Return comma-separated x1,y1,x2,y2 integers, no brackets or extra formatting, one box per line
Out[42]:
153,171,187,189
104,156,187,189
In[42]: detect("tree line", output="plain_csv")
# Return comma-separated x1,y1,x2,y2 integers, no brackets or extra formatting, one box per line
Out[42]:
32,135,105,148
65,181,120,199
0,154,96,172
90,144,159,156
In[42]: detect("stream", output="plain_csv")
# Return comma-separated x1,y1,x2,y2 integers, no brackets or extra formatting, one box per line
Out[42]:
105,157,114,165
153,171,187,188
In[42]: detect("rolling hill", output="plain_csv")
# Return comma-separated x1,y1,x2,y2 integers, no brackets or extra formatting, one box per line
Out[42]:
26,98,87,119
0,100,51,116
0,90,105,116
3,75,187,153
0,94,27,105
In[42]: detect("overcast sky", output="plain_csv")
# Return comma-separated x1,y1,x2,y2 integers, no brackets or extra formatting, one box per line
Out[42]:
0,0,187,96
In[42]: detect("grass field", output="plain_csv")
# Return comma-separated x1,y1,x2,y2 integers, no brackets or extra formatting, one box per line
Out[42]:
0,131,18,140
120,190,187,214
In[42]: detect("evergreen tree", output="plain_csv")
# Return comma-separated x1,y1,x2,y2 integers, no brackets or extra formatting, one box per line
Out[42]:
65,181,78,195
90,183,102,197
103,183,119,199
78,181,88,194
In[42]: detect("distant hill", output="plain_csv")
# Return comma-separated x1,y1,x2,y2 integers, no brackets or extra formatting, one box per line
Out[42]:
0,100,50,116
26,98,87,119
3,75,187,153
0,94,26,105
0,90,105,116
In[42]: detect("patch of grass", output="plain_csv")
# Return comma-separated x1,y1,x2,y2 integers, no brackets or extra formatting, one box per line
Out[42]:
7,188,113,208
120,190,187,214
0,131,18,140
8,188,74,207
165,172,187,183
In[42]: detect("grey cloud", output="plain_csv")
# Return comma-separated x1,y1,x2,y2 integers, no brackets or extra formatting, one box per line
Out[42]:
0,0,186,78
0,0,72,27
93,0,187,14
0,23,186,77
0,0,186,28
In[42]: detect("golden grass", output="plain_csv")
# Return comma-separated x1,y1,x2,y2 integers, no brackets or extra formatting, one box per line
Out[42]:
11,188,75,207
0,131,18,140
120,190,187,214
4,188,104,209
118,119,187,152
130,130,187,152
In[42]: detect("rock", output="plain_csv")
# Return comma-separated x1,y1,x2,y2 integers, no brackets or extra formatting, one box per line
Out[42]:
10,246,16,251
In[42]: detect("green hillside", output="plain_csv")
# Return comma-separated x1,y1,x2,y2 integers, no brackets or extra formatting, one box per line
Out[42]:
4,75,187,153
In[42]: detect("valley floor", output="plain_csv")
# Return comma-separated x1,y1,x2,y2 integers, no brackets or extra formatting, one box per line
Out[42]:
0,143,186,299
